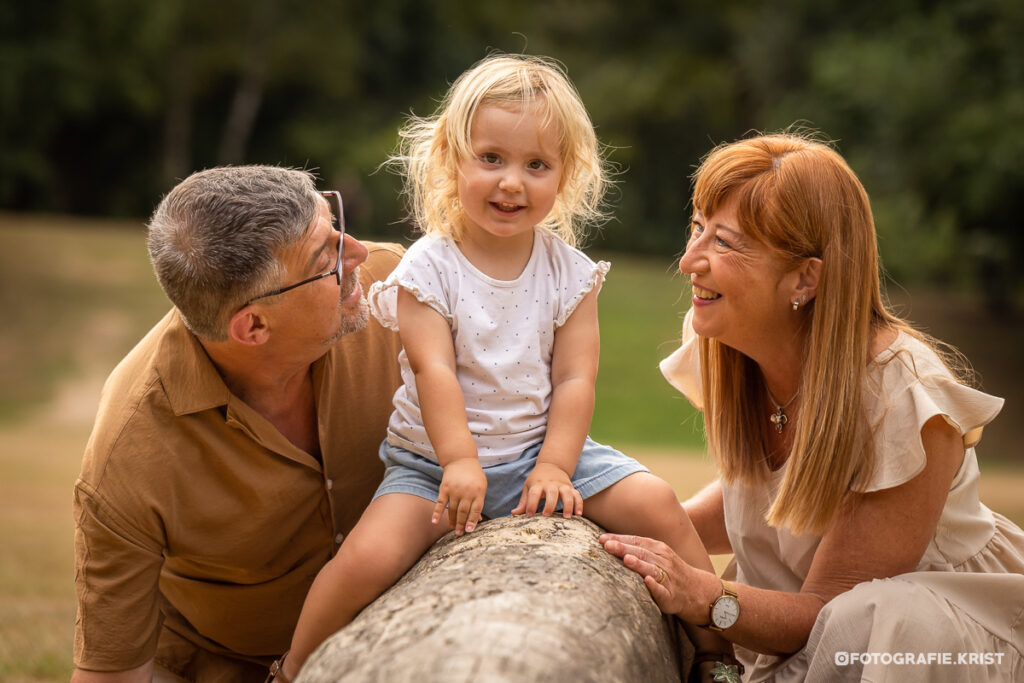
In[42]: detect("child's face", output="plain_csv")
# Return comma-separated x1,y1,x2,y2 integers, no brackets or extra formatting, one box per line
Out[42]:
456,102,563,245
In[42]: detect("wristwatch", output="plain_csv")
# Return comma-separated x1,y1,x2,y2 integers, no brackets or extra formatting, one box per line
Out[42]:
708,579,740,631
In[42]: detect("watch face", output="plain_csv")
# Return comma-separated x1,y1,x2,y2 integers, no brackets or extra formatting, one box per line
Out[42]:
712,595,740,629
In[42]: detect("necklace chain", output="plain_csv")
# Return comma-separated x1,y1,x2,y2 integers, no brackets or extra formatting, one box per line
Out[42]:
766,387,799,434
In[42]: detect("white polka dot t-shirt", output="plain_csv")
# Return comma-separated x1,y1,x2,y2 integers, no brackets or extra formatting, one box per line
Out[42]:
368,229,610,466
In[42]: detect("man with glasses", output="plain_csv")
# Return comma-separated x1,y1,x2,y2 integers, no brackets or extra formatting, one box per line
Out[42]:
71,166,404,682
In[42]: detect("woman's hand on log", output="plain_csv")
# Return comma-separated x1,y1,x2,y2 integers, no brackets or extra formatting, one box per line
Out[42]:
600,533,704,620
511,462,584,519
434,457,487,535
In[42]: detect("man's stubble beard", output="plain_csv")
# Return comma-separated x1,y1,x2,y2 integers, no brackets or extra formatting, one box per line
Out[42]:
333,298,369,342
325,270,369,345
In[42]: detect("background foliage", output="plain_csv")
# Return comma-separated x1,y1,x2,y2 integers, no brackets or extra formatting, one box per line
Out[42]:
3,0,1024,306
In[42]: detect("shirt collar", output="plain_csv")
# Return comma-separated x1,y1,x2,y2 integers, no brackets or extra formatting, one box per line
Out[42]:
154,309,233,416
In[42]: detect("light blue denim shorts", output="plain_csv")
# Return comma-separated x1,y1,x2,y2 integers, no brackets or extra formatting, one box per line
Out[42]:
373,437,649,519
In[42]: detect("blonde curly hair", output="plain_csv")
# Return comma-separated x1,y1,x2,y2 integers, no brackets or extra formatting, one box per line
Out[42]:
391,53,610,247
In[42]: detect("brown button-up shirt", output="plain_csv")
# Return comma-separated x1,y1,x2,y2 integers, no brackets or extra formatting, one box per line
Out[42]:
73,243,404,678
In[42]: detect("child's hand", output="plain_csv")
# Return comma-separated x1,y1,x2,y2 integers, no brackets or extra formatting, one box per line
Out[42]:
511,462,583,518
433,458,487,536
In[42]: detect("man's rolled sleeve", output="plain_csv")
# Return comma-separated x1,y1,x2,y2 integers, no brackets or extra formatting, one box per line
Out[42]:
73,481,164,671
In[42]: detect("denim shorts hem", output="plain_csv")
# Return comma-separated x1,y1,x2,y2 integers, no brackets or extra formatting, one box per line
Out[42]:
373,437,649,519
374,481,440,504
572,462,648,500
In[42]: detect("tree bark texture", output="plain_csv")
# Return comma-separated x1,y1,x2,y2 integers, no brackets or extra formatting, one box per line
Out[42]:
296,515,692,683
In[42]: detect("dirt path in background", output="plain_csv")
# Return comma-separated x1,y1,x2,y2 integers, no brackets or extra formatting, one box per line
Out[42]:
37,310,134,427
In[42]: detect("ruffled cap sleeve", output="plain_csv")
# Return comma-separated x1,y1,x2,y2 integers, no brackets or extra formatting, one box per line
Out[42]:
367,235,455,331
856,334,1004,493
554,259,610,327
535,229,610,328
658,308,703,410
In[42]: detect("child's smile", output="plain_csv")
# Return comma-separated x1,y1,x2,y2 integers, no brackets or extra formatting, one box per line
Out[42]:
492,201,525,215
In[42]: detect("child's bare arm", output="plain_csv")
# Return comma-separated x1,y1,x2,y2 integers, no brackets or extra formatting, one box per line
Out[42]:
513,289,600,517
398,288,486,535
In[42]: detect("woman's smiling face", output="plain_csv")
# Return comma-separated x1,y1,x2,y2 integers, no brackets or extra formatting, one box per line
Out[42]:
678,196,795,355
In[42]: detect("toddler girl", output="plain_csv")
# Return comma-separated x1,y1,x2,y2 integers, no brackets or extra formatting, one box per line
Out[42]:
284,54,731,680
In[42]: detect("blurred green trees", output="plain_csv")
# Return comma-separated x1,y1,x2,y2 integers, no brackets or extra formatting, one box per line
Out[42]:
2,0,1022,305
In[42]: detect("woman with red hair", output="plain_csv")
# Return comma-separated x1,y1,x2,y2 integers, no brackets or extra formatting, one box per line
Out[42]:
603,131,1024,681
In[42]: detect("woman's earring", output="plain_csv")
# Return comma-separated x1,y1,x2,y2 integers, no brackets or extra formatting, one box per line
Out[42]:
792,299,800,311
792,294,807,311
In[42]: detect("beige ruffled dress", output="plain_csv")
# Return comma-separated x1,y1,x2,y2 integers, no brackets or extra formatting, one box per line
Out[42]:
660,311,1024,682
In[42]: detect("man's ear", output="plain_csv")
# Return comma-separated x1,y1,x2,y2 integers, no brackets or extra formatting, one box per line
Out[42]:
228,306,270,346
794,256,822,304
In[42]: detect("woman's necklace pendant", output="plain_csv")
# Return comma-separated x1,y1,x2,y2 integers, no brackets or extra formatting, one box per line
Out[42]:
766,386,798,434
770,406,788,433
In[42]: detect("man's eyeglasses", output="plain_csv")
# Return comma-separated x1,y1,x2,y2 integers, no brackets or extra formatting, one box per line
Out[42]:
245,191,345,305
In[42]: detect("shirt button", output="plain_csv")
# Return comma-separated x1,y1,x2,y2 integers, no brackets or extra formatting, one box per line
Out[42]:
326,479,333,490
335,533,344,544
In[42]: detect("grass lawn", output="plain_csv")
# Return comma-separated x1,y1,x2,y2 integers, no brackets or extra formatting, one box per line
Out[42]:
0,418,85,681
0,213,1021,681
590,250,706,451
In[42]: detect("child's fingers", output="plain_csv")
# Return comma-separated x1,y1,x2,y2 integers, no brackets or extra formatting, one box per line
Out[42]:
465,497,484,533
560,487,583,518
522,485,543,517
431,493,448,525
447,495,460,529
541,485,560,516
454,496,476,536
510,488,529,516
519,483,583,518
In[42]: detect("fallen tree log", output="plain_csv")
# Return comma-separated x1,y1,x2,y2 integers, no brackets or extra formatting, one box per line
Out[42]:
296,515,693,682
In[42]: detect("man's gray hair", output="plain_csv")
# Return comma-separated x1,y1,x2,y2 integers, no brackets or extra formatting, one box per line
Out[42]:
147,165,318,340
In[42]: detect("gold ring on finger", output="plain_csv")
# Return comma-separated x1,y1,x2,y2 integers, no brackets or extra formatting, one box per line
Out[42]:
656,566,667,584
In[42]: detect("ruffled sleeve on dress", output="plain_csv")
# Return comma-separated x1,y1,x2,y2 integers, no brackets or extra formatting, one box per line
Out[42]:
367,235,455,332
855,334,1005,493
658,308,704,410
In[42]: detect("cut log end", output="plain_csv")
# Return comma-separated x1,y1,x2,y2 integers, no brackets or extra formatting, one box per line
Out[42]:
297,515,692,682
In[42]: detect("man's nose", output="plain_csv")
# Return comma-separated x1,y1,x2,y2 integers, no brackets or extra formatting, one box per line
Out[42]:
340,233,368,275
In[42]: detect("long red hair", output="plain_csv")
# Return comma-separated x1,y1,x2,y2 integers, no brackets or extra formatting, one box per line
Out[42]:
693,132,899,534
